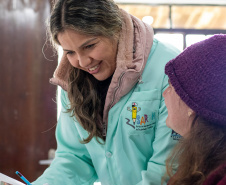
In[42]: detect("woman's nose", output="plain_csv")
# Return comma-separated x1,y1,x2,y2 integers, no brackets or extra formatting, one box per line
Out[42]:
163,87,168,98
69,54,92,68
163,86,172,98
77,55,92,68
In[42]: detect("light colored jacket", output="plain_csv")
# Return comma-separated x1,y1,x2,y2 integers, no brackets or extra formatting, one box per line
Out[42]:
33,9,180,185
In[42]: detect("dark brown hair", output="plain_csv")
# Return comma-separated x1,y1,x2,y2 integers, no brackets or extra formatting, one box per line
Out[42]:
48,0,122,143
165,117,226,185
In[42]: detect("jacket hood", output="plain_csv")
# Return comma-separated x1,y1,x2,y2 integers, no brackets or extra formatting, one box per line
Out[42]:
103,9,154,115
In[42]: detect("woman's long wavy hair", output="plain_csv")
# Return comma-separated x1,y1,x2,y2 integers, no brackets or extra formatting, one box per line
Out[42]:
165,116,226,185
48,0,122,143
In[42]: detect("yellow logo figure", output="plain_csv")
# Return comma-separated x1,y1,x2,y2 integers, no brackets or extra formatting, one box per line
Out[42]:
127,102,141,125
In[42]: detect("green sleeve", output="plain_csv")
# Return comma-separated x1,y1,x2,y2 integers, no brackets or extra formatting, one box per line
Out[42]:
32,89,98,185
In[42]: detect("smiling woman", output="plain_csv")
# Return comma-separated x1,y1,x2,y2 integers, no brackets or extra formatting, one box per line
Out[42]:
32,0,181,185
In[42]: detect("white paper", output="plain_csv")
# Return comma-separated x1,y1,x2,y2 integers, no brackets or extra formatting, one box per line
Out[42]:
0,173,25,185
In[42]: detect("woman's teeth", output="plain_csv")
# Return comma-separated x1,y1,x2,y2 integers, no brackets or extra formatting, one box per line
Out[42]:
89,64,99,71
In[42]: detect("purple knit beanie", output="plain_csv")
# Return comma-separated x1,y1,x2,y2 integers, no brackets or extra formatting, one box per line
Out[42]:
165,34,226,125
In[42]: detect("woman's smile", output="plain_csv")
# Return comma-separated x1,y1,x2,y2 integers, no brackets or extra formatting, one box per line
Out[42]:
87,61,102,74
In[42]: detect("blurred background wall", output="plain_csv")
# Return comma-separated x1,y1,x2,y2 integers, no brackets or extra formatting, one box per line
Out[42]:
0,0,57,181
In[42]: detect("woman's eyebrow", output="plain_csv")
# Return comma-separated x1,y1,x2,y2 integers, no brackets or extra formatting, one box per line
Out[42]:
62,38,98,52
79,38,98,49
63,49,72,52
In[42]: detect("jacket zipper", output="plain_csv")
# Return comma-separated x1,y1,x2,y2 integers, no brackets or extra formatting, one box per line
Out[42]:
102,72,126,136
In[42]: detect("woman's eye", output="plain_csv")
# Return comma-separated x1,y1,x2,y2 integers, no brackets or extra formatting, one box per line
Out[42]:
84,44,95,49
66,51,74,55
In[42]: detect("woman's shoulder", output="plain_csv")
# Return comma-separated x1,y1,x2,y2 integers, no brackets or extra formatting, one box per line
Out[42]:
59,88,71,110
202,162,226,185
145,38,181,72
150,38,181,60
141,38,180,87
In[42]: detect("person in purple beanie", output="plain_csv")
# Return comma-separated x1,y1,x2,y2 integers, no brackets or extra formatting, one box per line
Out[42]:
162,34,226,185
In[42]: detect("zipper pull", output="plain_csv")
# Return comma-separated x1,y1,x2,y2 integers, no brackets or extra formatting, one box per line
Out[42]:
102,122,107,136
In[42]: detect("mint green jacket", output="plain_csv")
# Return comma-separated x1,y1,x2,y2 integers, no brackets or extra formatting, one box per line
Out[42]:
33,38,180,185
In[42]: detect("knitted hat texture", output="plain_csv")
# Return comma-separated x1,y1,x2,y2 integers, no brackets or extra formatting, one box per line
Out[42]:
165,34,226,125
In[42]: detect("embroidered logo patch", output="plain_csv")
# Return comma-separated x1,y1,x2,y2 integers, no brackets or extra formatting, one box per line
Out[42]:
126,102,155,131
171,130,182,140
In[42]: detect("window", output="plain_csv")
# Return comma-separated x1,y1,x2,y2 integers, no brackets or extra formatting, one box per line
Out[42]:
118,4,226,49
